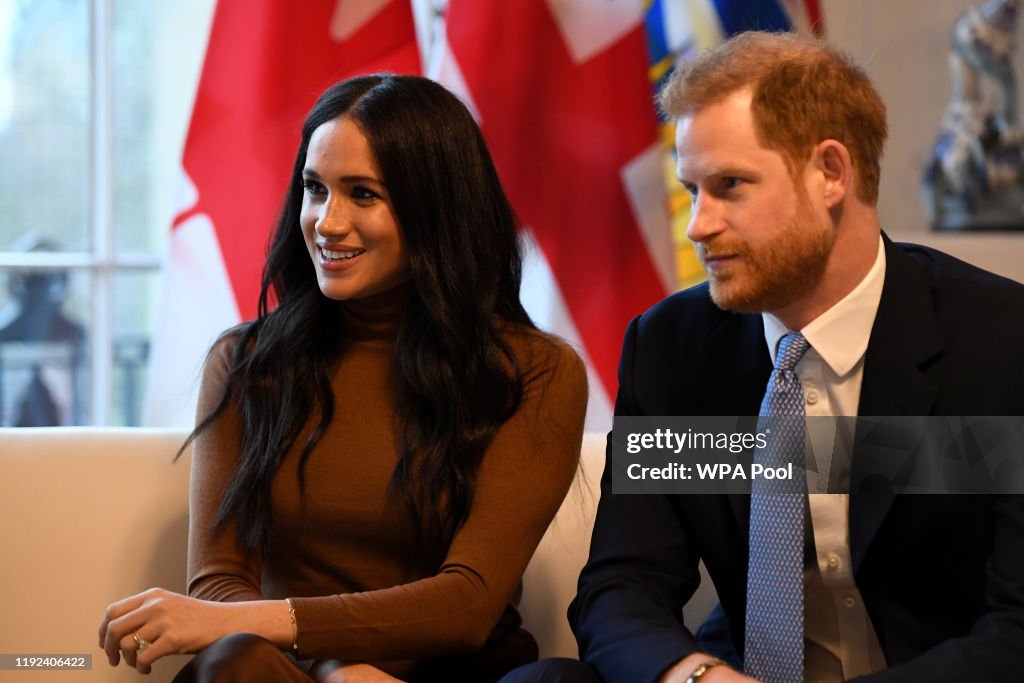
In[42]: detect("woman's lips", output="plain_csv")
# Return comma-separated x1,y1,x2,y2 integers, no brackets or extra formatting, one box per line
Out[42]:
318,245,366,271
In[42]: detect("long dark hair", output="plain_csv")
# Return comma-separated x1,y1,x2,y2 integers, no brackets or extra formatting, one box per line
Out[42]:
187,74,534,554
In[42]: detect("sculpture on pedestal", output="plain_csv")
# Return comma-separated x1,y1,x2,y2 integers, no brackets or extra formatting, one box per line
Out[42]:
923,0,1024,230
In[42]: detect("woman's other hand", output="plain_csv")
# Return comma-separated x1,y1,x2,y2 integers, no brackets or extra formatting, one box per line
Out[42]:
98,588,291,674
312,660,405,683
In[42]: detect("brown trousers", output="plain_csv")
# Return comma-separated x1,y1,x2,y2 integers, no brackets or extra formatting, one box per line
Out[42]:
172,628,537,683
172,633,312,683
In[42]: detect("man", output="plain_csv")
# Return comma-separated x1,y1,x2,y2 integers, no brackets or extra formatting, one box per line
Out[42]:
504,31,1024,683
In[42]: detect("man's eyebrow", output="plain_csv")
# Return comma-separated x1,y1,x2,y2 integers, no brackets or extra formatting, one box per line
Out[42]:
676,165,760,183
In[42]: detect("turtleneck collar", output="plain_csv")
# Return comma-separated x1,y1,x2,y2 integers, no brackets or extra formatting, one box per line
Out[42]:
336,281,413,342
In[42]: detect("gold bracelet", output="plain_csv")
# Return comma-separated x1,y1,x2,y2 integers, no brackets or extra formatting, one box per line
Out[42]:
285,598,298,652
684,658,726,683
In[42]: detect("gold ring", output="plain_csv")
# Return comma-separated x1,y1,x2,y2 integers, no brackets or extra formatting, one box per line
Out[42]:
132,632,150,653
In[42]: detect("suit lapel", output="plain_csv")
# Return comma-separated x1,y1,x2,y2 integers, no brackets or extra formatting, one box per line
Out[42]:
850,236,943,572
707,313,772,537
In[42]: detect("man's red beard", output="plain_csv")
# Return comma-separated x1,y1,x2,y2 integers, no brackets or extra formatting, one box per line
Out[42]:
699,195,833,314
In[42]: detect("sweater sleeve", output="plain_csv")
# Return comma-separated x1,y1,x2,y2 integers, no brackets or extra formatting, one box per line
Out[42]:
288,336,588,661
186,338,265,603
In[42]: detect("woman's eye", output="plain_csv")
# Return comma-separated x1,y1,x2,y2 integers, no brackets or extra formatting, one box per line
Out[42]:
352,186,380,201
302,179,326,195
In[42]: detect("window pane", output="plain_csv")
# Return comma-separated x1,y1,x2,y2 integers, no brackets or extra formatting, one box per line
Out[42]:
0,266,91,425
0,0,91,252
111,0,155,255
111,270,155,426
111,0,215,255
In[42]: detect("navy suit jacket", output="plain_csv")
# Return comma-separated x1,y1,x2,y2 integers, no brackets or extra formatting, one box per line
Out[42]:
569,237,1024,682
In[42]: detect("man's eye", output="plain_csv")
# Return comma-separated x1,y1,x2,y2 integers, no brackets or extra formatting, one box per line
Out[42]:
722,177,743,190
682,183,698,198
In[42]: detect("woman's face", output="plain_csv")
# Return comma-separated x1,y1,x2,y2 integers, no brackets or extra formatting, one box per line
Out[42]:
300,116,410,301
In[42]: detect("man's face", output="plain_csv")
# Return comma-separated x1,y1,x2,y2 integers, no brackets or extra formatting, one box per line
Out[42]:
675,89,833,314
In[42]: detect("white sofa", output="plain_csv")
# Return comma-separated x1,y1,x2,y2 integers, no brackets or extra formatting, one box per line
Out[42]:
0,429,715,682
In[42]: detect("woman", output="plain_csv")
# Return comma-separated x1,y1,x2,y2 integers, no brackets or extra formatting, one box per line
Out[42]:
97,74,587,682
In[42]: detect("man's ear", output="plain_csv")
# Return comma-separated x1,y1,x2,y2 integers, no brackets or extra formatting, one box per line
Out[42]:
812,139,853,208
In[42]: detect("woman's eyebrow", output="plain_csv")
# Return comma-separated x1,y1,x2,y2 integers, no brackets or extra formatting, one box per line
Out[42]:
301,168,383,185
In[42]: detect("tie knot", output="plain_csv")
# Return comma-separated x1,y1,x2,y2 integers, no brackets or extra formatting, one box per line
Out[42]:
775,332,810,373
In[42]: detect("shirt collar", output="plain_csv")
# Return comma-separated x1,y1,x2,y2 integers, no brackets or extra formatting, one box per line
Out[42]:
762,235,886,377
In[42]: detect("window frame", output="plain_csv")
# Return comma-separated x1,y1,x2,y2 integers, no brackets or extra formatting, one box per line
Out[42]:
0,0,162,426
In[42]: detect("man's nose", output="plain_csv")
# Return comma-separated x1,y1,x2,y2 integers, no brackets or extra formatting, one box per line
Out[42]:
685,195,725,244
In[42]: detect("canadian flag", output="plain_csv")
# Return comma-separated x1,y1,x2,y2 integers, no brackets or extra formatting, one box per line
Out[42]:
144,0,421,426
432,1,675,428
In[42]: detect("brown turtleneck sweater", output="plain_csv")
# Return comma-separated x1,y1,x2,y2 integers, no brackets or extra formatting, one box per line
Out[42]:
186,284,588,679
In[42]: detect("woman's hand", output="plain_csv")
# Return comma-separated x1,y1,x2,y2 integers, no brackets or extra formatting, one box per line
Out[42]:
311,661,405,683
97,588,291,674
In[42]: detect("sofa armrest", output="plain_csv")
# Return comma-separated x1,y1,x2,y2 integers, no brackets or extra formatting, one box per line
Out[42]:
519,432,718,660
0,427,717,679
0,428,192,683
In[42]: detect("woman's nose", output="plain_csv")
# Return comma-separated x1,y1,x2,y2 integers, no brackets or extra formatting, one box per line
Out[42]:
315,198,352,237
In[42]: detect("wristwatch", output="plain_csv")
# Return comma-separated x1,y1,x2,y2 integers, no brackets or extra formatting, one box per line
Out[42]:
684,658,726,683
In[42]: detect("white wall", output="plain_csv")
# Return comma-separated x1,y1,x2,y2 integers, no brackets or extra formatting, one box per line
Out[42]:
824,0,1024,283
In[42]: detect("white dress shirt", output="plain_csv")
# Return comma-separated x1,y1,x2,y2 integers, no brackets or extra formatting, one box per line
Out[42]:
762,235,888,681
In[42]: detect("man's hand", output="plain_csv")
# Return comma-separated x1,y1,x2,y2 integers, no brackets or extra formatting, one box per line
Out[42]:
658,653,759,683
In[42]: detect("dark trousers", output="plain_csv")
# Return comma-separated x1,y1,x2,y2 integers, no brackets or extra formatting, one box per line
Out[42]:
172,634,312,683
173,631,540,683
499,658,602,683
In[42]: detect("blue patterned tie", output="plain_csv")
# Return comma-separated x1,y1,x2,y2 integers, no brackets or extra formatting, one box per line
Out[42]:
744,332,810,683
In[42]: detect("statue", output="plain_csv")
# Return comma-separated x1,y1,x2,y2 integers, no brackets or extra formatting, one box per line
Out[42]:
923,0,1024,231
0,234,87,426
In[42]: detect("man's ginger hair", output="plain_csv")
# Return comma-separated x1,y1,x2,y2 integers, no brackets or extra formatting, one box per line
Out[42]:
658,31,887,204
